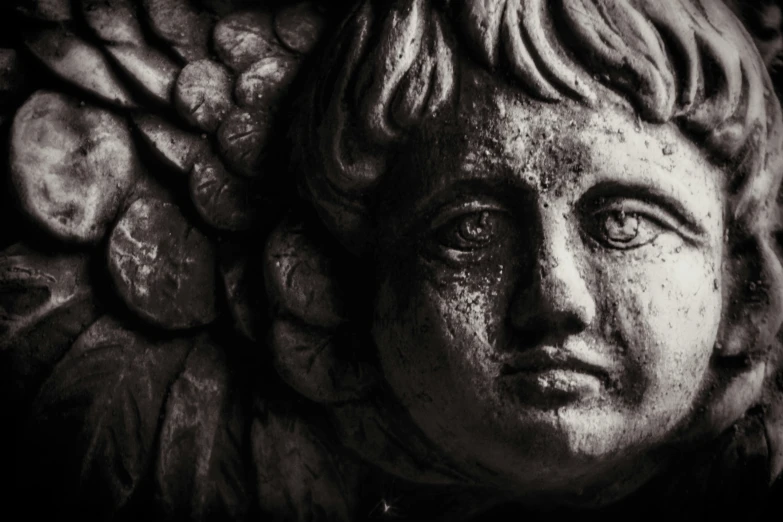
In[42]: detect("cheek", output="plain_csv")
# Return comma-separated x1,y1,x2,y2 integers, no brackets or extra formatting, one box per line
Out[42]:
372,252,517,419
600,246,722,413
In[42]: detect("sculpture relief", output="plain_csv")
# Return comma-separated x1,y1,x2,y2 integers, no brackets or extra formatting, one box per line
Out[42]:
1,1,783,520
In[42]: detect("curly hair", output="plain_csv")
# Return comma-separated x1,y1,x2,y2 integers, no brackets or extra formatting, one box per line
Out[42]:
290,0,783,484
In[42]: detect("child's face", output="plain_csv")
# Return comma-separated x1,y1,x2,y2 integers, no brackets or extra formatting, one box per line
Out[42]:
372,76,726,499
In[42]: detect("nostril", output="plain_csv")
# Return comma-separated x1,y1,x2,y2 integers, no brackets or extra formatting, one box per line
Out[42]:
509,310,589,351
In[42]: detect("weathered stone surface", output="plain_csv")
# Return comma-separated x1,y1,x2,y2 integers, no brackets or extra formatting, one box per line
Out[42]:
17,0,72,22
134,113,208,175
10,91,137,243
174,60,234,132
235,55,299,110
270,319,376,403
155,336,250,521
219,243,265,342
0,246,99,405
3,1,783,519
108,198,217,329
81,0,145,46
107,45,180,105
142,0,213,62
190,156,257,231
25,29,136,107
216,108,269,178
213,9,285,72
252,401,363,521
264,213,345,329
25,316,192,517
274,2,325,55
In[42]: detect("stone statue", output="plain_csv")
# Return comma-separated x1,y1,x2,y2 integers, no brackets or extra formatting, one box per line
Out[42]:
1,1,783,520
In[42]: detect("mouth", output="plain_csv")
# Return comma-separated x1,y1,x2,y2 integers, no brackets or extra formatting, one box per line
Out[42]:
498,345,613,405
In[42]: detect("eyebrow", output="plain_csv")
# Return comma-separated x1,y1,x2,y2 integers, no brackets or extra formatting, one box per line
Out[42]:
579,180,711,239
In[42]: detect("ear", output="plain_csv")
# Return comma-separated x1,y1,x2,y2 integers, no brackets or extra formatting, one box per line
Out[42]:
693,234,783,442
717,234,783,359
263,209,379,403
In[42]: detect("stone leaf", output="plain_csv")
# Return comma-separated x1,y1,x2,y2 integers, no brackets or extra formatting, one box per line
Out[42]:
219,242,266,342
107,44,180,106
0,244,99,407
264,212,346,329
154,335,250,521
190,155,258,231
252,400,363,522
270,318,376,403
108,198,218,330
143,0,213,62
175,59,235,132
134,113,208,175
213,9,287,72
274,2,325,55
16,0,72,22
217,107,270,178
10,91,138,243
81,0,145,46
25,316,192,517
25,28,137,107
235,54,300,111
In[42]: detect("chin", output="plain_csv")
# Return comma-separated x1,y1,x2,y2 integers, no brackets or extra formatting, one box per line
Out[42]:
457,389,668,499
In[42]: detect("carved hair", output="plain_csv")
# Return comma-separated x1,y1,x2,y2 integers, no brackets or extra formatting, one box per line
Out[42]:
292,0,783,481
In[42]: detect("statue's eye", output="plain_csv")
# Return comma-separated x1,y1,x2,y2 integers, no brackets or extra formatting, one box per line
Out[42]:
585,200,673,250
436,210,502,251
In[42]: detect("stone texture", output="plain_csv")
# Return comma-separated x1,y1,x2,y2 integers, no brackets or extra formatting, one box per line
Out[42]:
190,156,257,231
213,9,286,72
108,198,217,330
10,91,137,243
174,60,234,132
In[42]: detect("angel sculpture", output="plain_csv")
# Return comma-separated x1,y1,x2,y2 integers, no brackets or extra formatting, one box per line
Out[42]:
2,0,783,521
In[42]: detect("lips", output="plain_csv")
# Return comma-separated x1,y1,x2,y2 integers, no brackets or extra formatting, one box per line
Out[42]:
501,344,610,377
497,343,614,403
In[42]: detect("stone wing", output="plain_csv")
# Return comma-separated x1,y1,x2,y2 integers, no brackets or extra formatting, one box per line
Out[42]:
0,1,361,520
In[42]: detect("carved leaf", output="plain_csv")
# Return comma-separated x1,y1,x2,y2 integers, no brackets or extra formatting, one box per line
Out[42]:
154,335,250,521
274,2,325,55
216,108,269,178
134,113,208,175
108,198,218,330
213,9,287,72
190,155,258,231
252,400,364,522
25,316,192,516
10,90,138,243
174,59,235,132
235,55,299,111
16,0,73,22
106,44,180,105
81,0,145,46
25,28,137,107
143,0,213,62
0,245,99,407
264,212,346,328
219,241,266,342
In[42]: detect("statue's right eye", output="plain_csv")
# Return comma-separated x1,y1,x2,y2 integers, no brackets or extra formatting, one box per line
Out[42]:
431,207,517,257
436,210,500,251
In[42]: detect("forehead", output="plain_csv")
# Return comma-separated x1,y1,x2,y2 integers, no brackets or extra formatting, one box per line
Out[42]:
387,76,726,216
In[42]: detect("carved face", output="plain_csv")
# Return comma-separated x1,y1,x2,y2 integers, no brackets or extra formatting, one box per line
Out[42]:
372,79,726,501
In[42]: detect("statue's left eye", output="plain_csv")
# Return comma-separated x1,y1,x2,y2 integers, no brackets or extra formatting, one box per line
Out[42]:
437,211,501,251
586,202,670,250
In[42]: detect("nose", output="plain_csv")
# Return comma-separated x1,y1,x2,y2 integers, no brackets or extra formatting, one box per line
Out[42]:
509,219,596,345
